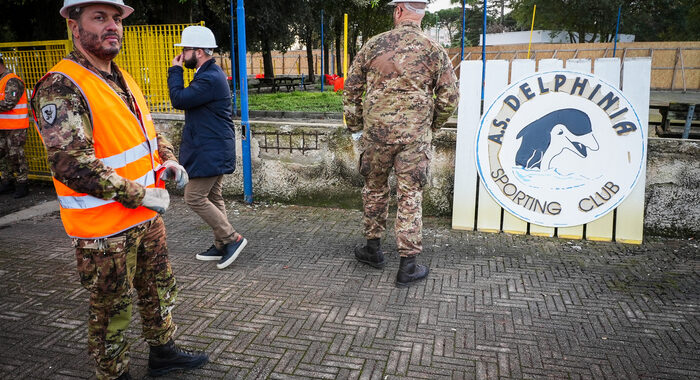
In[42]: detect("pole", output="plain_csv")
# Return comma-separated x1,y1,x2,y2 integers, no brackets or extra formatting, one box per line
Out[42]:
527,5,536,59
229,0,237,114
481,0,487,101
343,14,348,82
236,0,253,204
461,0,466,61
613,5,621,57
343,13,348,126
321,9,324,92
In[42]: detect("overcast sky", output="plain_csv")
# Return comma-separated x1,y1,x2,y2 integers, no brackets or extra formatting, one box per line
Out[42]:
427,1,512,13
427,0,459,12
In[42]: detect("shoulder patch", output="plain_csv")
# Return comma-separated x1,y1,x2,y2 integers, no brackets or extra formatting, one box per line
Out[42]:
41,104,57,125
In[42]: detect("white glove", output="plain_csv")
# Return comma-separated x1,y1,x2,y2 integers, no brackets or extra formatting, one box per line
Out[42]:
351,131,363,141
159,160,189,189
142,188,170,214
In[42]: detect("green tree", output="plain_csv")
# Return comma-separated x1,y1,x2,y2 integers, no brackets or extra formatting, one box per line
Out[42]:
0,0,65,42
509,0,700,42
623,0,700,41
510,0,624,42
244,1,299,78
436,8,463,47
348,0,394,60
427,1,498,47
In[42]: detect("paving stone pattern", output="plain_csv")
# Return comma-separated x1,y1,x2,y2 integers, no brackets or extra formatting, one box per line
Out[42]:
0,197,698,379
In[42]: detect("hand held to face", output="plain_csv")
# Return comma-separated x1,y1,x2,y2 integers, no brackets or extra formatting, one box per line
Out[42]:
172,54,183,67
142,188,170,214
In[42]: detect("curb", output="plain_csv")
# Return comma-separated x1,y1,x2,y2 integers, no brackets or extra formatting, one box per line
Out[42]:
247,110,343,120
0,200,59,227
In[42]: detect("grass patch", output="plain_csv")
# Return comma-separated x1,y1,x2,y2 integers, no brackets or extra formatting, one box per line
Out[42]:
245,91,343,112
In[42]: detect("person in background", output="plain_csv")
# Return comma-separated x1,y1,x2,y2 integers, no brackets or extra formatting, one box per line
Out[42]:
343,0,459,287
0,55,30,198
31,1,207,378
167,25,246,270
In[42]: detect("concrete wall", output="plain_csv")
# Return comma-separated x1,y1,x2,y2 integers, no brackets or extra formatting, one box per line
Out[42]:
644,139,700,238
154,114,699,239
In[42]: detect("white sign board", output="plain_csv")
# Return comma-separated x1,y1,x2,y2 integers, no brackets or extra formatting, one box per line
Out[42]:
475,70,646,227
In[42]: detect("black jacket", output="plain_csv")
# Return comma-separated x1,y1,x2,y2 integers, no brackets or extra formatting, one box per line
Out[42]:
167,59,235,178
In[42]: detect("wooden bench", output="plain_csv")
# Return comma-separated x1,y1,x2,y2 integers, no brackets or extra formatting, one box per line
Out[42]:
246,76,316,93
274,77,299,92
277,76,318,92
249,78,277,93
655,103,700,139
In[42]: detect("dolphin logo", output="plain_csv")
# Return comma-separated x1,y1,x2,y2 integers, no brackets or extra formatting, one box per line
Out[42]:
515,108,599,170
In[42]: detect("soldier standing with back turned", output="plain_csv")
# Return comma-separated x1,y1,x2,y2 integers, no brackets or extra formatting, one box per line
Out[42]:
31,1,207,378
343,0,459,287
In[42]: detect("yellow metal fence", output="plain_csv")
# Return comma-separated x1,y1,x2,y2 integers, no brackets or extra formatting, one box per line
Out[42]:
117,23,201,112
0,22,200,180
0,40,71,180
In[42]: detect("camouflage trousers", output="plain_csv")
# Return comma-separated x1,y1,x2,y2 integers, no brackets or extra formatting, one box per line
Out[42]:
0,128,29,183
359,140,431,257
74,216,177,380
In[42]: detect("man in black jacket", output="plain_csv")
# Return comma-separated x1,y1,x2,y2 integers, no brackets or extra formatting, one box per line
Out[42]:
167,25,246,270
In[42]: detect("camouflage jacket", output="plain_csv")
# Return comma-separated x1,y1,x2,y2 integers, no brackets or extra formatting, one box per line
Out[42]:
343,20,459,145
31,51,177,209
0,70,25,112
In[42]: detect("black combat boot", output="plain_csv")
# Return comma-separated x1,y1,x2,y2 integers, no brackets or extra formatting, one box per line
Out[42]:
354,238,386,268
0,180,13,194
147,339,208,377
13,182,28,198
395,256,429,287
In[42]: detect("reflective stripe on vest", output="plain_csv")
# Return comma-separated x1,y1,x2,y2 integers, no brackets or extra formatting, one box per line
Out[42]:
57,169,157,209
38,59,165,239
101,136,159,169
0,73,29,130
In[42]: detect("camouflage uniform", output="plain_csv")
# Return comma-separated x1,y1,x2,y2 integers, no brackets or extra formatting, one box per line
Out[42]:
32,51,179,380
344,20,459,257
0,70,29,184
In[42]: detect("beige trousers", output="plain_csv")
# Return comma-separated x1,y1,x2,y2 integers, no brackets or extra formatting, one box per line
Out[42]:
184,175,237,249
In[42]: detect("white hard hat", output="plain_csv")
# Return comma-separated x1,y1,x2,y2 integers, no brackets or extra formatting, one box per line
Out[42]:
175,26,218,49
389,0,428,4
60,0,134,19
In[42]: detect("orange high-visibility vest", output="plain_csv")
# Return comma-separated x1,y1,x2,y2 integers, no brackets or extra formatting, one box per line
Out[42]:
0,72,29,130
34,59,165,239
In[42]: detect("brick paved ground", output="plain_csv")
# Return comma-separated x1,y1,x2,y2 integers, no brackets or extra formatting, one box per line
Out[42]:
0,196,698,379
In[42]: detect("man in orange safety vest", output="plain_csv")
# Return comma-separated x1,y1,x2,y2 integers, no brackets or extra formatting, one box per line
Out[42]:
0,56,30,198
31,1,208,378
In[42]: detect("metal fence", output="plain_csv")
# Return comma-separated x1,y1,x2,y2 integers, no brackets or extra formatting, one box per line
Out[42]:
0,40,71,180
116,23,201,112
0,22,200,180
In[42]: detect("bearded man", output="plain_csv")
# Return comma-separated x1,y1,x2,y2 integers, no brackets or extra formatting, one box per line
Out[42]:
31,1,207,378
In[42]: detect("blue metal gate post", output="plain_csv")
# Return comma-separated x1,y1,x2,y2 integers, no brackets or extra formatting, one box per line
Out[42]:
682,105,695,139
481,0,487,101
321,9,324,92
461,0,466,61
229,0,237,113
237,0,253,204
613,5,621,57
